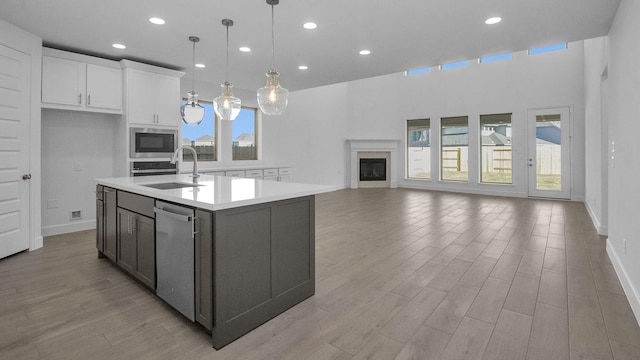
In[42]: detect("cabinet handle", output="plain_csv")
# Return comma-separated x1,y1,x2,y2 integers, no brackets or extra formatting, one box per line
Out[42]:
193,217,200,236
78,93,82,104
88,94,91,105
132,216,137,233
127,215,132,234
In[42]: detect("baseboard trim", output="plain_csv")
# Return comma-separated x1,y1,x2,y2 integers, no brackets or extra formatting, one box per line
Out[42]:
42,220,96,237
584,200,608,235
607,239,640,326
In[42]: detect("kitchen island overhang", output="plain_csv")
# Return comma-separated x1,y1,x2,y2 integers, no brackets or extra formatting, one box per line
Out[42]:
95,174,333,349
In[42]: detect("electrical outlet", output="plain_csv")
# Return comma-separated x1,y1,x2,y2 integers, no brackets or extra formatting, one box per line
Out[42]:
623,238,627,254
47,199,59,209
70,210,82,221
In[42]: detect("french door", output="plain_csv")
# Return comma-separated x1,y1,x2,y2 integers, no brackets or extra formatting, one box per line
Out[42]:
527,107,571,199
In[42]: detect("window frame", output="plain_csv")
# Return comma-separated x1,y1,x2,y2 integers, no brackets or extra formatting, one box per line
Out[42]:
181,99,218,162
440,116,469,182
406,118,431,180
231,106,259,161
479,113,513,185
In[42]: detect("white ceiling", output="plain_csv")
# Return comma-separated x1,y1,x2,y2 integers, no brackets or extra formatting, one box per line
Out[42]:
0,0,620,92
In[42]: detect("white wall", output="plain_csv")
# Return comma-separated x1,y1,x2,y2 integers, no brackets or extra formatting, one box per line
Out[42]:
583,37,609,235
41,109,120,235
603,0,640,322
270,42,586,198
262,83,349,187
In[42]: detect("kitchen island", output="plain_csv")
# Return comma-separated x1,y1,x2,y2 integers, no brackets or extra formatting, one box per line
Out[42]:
95,174,333,349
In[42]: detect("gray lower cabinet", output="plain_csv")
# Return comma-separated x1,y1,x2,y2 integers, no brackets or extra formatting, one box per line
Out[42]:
96,198,104,252
195,209,213,331
96,184,315,349
101,186,117,261
212,196,315,349
115,191,156,289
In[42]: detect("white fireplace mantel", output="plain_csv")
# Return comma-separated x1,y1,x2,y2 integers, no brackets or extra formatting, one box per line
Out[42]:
347,139,400,189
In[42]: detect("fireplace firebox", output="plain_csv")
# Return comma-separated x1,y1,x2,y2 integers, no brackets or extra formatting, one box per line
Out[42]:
360,158,387,181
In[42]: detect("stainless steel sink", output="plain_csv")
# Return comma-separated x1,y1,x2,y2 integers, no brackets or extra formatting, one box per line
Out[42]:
142,182,203,190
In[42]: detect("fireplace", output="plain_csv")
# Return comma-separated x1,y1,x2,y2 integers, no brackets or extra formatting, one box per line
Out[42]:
360,158,387,181
347,139,399,189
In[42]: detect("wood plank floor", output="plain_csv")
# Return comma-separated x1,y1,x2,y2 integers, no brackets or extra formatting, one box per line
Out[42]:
2,188,639,359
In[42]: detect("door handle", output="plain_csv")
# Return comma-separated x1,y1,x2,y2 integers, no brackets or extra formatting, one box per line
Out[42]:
22,174,32,180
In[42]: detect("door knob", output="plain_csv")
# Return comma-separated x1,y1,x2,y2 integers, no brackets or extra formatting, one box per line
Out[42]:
22,174,32,180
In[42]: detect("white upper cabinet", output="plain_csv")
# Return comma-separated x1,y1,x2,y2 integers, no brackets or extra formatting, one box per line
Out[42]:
41,51,122,114
85,64,122,111
123,62,182,128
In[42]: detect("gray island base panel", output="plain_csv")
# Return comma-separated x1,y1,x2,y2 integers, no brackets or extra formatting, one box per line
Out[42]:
95,174,330,349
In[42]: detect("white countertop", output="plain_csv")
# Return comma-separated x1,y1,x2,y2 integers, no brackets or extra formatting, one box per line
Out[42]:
96,174,334,211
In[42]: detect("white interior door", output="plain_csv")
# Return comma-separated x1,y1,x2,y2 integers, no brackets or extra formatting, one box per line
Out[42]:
0,44,31,259
527,107,571,199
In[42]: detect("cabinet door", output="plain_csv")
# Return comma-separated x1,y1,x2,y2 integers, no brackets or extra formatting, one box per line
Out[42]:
103,187,117,261
195,209,213,330
135,215,155,289
42,56,84,107
127,69,157,125
96,199,104,253
154,74,181,127
86,64,122,112
117,208,137,274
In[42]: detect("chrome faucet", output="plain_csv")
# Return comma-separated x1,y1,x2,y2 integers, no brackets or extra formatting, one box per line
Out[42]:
171,145,199,179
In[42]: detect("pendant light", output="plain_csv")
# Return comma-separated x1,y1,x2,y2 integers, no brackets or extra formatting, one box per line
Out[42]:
214,19,241,121
257,0,289,116
180,36,205,125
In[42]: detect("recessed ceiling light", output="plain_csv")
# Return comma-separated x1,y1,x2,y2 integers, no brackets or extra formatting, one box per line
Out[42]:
149,17,165,25
298,65,308,70
485,17,502,25
112,43,126,49
239,46,251,52
195,63,205,68
359,50,371,55
303,22,317,30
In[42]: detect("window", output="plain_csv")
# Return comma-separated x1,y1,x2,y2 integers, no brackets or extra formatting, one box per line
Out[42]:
481,53,512,63
441,116,468,181
407,119,431,179
529,43,567,55
441,60,469,70
480,113,512,184
407,67,431,76
232,107,258,161
181,100,216,161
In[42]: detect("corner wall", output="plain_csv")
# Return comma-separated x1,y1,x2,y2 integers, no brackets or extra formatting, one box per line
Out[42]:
41,110,119,236
604,0,640,323
583,37,609,235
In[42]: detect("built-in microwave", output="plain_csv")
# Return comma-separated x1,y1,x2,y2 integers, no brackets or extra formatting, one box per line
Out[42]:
130,127,177,158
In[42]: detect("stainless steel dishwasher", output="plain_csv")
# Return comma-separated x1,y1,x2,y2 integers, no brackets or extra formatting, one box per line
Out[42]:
154,201,196,321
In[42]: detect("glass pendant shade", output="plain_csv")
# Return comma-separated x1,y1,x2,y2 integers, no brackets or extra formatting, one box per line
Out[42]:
181,36,205,126
257,69,288,116
181,91,205,125
214,82,241,120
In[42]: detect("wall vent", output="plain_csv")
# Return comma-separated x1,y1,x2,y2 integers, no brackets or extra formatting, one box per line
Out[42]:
70,210,82,221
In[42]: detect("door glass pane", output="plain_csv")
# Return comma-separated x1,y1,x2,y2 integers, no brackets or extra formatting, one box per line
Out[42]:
480,113,512,184
535,114,562,190
441,116,468,181
407,119,430,179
